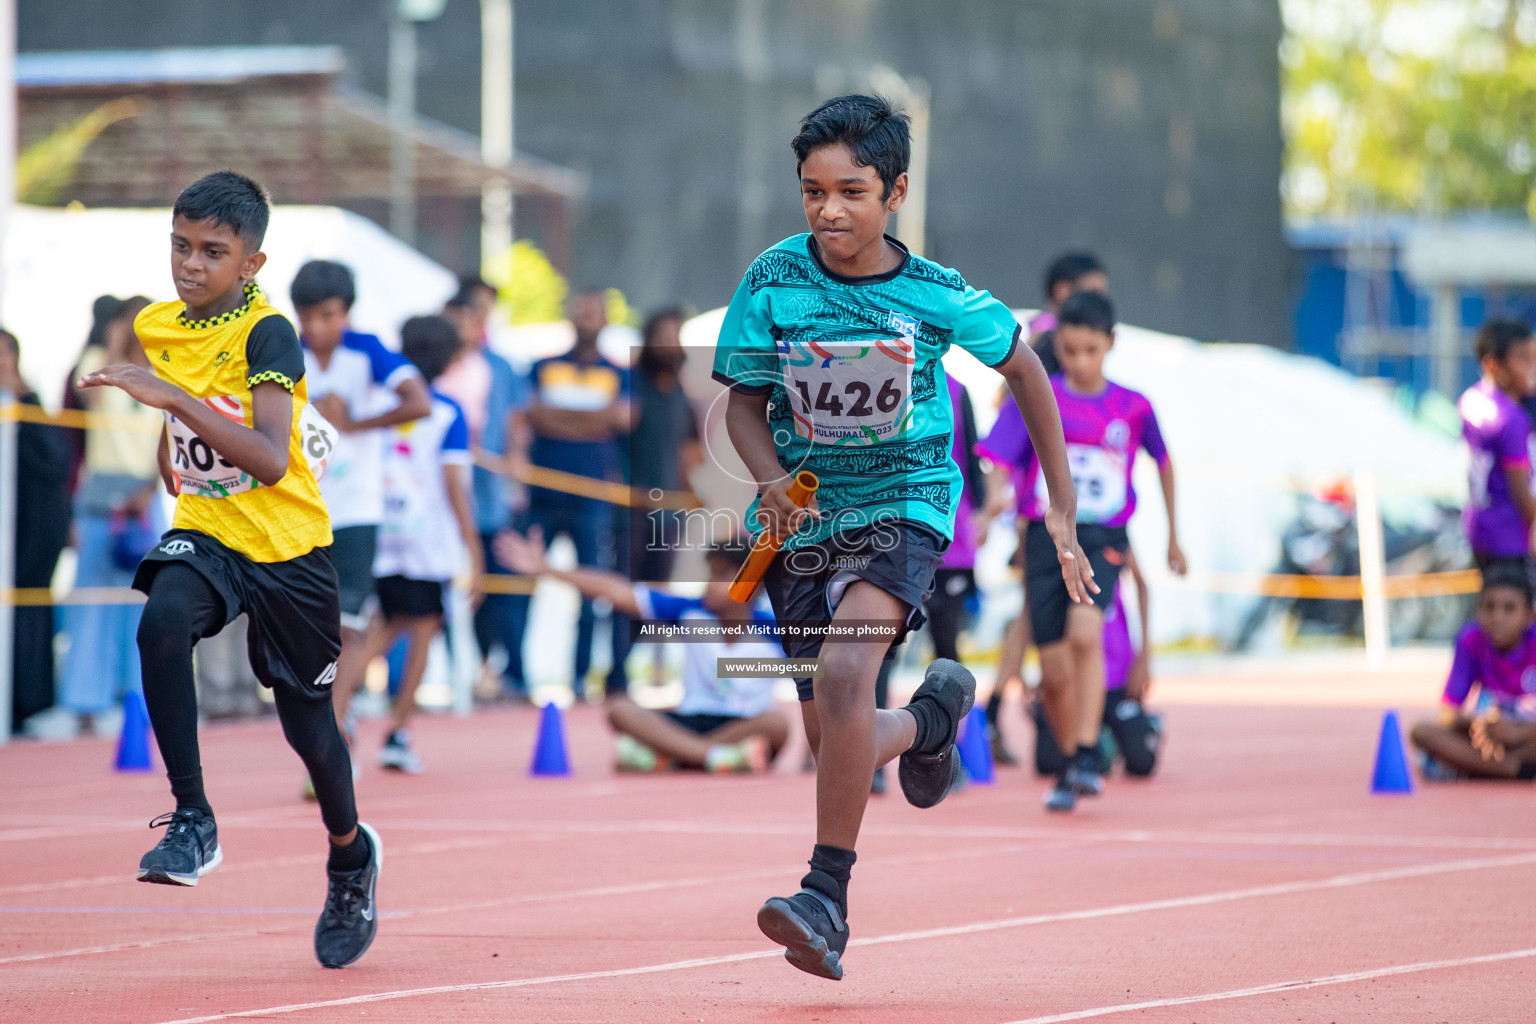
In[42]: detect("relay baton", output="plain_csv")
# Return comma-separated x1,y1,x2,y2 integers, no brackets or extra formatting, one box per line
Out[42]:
729,471,819,603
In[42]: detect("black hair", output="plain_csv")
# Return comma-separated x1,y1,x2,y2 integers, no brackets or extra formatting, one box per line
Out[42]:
1058,290,1116,334
172,171,270,250
1481,563,1535,607
1043,252,1105,302
642,307,686,345
85,295,123,350
791,94,910,201
399,315,461,382
446,275,496,311
1474,319,1534,363
290,260,357,311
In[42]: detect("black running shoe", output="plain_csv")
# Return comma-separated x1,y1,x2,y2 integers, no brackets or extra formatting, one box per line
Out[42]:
757,888,849,981
137,809,221,886
1067,752,1105,798
314,822,382,968
1044,774,1077,813
897,659,976,809
870,766,886,796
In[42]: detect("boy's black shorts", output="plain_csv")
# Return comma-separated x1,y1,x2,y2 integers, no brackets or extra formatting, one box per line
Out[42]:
763,521,948,702
133,529,342,703
665,711,746,735
329,524,378,629
1024,519,1127,646
377,575,446,620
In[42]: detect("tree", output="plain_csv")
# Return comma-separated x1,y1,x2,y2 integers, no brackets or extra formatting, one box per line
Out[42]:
1282,0,1536,217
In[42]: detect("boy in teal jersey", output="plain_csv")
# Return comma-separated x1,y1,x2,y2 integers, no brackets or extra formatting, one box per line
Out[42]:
712,95,1093,981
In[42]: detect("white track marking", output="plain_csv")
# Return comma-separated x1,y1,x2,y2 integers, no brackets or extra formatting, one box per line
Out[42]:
0,840,1067,967
998,946,1536,1023
147,850,1536,1024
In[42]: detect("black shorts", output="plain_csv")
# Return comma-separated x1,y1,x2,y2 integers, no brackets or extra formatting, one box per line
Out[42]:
377,575,445,619
133,529,342,702
1025,520,1126,646
664,711,746,735
329,525,378,628
763,521,948,702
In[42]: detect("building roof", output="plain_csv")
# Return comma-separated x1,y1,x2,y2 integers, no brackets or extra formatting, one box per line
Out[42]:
16,46,584,204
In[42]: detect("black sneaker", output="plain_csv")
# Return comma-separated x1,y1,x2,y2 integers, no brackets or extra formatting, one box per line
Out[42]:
757,888,848,981
1067,751,1105,798
897,659,976,809
314,822,382,968
137,809,222,886
1044,774,1077,813
870,766,886,796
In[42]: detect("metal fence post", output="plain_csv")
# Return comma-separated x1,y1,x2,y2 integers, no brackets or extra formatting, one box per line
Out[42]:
1355,469,1388,670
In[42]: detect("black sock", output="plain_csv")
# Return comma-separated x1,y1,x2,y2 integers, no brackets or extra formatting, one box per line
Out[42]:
168,771,213,819
905,697,949,756
985,690,1002,724
802,844,856,918
1074,745,1098,770
327,828,371,874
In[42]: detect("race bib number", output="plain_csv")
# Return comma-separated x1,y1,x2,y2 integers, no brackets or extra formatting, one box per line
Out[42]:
299,402,337,481
165,397,337,498
1036,444,1128,523
781,339,914,445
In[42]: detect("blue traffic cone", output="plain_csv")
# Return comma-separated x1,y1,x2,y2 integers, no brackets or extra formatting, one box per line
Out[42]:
956,705,994,785
529,701,572,777
115,691,154,772
1370,709,1413,794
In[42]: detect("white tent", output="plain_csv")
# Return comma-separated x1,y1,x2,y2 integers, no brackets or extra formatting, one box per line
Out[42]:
679,307,1467,645
1,204,459,407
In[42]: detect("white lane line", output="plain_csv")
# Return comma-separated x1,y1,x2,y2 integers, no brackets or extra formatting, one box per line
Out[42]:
999,946,1536,1023
0,840,1071,967
147,849,1536,1024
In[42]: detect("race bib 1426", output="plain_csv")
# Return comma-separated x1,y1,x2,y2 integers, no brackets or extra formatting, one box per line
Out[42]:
781,339,915,446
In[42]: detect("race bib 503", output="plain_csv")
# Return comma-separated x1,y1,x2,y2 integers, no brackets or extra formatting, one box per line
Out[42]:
166,397,337,498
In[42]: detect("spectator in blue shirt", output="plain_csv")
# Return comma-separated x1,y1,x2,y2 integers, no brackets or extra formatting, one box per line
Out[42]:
509,291,633,696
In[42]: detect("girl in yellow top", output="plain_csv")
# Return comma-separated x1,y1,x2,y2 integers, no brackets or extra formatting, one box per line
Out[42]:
79,171,380,970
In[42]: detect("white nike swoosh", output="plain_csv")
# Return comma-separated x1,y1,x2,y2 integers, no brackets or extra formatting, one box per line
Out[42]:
361,902,373,922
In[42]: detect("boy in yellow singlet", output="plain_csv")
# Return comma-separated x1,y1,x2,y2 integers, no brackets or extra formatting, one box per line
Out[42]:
80,172,381,969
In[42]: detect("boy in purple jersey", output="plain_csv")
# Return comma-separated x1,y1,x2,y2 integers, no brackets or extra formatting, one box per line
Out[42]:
1459,319,1536,576
980,291,1184,811
1411,565,1536,780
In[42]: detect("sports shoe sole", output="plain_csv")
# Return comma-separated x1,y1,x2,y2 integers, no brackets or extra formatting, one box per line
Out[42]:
757,898,843,981
318,821,383,969
137,843,223,887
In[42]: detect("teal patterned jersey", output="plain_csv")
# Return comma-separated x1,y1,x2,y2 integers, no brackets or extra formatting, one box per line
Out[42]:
711,233,1020,549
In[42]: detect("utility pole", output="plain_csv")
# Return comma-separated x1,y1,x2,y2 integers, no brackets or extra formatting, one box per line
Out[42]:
0,0,14,323
868,65,929,257
389,0,447,244
481,0,514,272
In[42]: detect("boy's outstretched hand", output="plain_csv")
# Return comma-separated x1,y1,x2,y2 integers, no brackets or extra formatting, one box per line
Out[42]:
494,526,549,577
755,475,820,540
79,364,183,410
1045,504,1097,604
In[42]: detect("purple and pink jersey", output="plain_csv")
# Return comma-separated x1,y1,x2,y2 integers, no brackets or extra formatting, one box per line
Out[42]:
1443,621,1536,719
977,377,1168,527
1459,380,1536,558
942,374,980,570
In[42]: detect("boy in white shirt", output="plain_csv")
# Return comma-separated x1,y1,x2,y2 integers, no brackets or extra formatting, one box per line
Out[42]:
496,531,788,772
331,315,484,773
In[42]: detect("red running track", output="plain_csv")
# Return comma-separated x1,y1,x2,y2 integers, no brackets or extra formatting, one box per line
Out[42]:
2,679,1534,1023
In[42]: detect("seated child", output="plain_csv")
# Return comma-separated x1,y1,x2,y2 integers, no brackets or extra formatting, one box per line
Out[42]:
495,530,789,773
1411,564,1536,781
1030,546,1161,778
